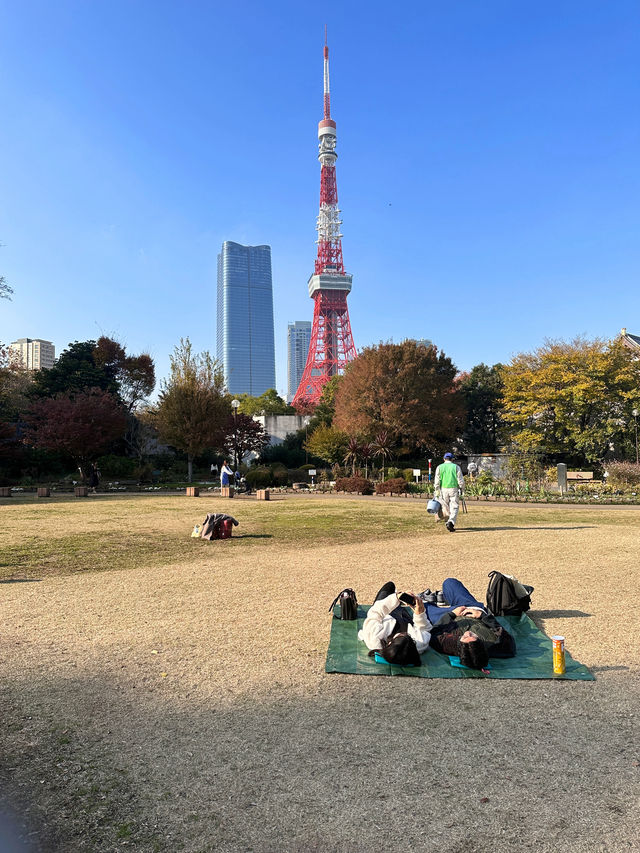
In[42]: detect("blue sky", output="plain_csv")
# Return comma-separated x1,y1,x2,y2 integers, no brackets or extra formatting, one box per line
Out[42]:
1,0,639,397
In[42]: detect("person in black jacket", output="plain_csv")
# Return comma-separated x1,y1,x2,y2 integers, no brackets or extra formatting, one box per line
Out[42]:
424,577,516,670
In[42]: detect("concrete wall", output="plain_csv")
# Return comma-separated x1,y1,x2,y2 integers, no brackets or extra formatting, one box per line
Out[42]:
466,453,509,479
254,414,311,446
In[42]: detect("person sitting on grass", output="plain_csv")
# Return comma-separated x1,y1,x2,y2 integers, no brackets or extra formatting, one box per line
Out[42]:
422,577,516,669
358,581,431,666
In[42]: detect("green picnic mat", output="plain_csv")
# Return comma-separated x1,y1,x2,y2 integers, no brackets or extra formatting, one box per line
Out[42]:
325,605,594,680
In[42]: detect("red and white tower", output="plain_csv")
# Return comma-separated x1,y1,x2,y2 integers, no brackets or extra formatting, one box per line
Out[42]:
292,36,356,410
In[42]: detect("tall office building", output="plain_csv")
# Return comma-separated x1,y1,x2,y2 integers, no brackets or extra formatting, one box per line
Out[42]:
10,338,55,370
216,241,276,396
287,321,311,402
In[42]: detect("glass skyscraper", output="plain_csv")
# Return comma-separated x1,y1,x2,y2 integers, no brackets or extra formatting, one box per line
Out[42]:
287,321,312,402
216,241,276,396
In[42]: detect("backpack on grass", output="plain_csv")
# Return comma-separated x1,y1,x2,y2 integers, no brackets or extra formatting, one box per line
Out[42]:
200,513,239,541
486,571,534,616
329,588,358,621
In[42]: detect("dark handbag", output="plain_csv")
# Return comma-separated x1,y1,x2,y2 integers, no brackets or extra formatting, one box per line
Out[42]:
328,588,358,620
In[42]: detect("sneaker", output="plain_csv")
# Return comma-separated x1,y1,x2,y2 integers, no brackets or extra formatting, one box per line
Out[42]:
418,590,437,605
446,521,455,532
435,590,449,606
373,581,396,602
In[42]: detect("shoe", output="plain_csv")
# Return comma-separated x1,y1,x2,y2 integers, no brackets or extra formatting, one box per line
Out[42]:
446,521,455,532
373,581,396,602
419,590,437,605
435,590,449,606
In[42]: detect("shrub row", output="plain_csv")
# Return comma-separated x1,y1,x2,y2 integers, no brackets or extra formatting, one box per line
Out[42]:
375,477,407,495
335,476,374,495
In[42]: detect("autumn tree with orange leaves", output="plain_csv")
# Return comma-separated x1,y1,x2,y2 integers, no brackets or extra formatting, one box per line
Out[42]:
333,341,464,456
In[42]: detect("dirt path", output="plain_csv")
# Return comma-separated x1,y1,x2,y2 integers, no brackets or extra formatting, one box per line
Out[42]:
0,500,638,851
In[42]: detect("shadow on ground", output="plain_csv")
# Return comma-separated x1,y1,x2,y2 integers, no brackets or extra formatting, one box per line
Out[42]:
531,609,591,619
0,578,42,584
1,669,638,853
457,526,595,532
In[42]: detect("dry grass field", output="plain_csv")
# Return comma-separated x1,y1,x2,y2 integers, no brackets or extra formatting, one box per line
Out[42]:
1,493,638,852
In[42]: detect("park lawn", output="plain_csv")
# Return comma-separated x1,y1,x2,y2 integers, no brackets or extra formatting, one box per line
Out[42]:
0,495,639,852
0,492,635,581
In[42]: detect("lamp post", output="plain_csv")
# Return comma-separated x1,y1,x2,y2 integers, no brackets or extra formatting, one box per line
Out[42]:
231,399,240,474
633,408,639,464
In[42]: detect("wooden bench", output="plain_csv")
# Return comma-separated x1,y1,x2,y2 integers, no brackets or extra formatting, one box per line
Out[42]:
37,487,50,497
221,486,235,498
256,489,270,501
185,487,200,497
567,471,594,481
74,486,89,497
0,486,11,497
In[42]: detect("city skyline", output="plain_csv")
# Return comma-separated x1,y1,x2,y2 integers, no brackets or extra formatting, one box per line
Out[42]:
1,2,639,399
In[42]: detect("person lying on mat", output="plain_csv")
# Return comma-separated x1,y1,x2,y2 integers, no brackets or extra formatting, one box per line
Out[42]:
358,581,431,666
422,577,516,670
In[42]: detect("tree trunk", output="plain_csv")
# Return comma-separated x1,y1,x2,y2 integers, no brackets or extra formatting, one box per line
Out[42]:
187,454,193,483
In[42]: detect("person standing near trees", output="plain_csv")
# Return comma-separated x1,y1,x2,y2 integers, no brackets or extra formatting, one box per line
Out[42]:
434,452,464,532
220,460,233,487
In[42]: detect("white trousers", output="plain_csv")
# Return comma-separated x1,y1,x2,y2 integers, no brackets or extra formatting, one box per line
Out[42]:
437,488,460,525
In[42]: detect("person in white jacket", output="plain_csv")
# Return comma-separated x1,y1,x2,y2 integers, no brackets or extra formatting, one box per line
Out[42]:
358,581,432,666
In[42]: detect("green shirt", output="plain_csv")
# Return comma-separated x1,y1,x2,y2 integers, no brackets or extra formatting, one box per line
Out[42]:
439,462,460,489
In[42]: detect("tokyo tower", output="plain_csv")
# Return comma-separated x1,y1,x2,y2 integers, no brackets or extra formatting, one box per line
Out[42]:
292,35,356,411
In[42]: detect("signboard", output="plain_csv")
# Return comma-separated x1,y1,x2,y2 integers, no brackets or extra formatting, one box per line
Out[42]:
412,469,421,477
309,469,317,476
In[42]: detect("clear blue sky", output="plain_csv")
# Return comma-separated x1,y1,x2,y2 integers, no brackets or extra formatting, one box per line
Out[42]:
1,0,639,397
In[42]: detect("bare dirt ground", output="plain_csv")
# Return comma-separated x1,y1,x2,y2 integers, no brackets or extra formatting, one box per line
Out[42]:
1,495,638,852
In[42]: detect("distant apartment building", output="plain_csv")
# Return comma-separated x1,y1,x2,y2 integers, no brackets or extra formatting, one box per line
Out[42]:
287,321,311,402
10,338,55,370
216,241,276,396
407,337,434,349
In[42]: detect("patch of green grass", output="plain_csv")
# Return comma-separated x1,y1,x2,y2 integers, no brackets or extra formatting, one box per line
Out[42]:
1,494,635,581
0,531,209,580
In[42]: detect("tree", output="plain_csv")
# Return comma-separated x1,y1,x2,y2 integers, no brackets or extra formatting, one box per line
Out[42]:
32,337,155,408
333,341,464,456
31,341,117,398
459,363,505,453
222,413,269,468
343,436,361,476
236,389,294,416
24,389,127,479
0,276,12,301
371,430,394,482
360,441,373,479
0,344,32,421
501,337,640,463
306,375,341,430
151,339,229,481
0,244,12,301
304,424,349,467
93,336,155,411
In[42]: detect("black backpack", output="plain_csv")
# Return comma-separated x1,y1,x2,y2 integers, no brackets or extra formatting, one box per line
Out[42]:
329,588,358,620
486,571,534,616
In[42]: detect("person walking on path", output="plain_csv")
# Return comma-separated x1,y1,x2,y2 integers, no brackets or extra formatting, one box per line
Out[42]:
434,452,464,532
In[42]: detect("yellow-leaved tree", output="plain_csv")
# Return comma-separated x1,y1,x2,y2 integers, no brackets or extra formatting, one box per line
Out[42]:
501,337,640,462
151,339,230,482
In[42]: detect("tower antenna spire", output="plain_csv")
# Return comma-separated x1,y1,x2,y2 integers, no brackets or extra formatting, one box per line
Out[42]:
323,26,331,120
292,35,356,411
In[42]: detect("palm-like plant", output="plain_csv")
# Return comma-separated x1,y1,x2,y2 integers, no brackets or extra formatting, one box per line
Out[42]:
343,436,361,477
372,430,393,482
360,442,373,479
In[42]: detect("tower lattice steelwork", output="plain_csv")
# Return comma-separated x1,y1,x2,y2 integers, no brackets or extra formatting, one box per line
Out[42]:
292,36,356,410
